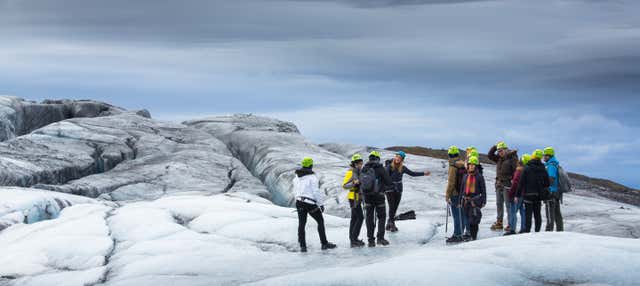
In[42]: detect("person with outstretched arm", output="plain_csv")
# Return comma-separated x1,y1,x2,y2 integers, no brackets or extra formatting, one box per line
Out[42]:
343,153,366,248
362,151,393,247
384,151,431,232
487,141,519,232
460,156,487,241
293,157,336,252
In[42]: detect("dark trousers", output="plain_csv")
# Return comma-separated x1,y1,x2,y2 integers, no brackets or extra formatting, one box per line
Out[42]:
545,198,564,232
469,224,479,240
364,193,386,241
296,200,328,247
385,191,402,223
349,199,364,242
524,201,542,233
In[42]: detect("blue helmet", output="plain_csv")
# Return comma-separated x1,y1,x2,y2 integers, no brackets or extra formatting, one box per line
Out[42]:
396,151,406,159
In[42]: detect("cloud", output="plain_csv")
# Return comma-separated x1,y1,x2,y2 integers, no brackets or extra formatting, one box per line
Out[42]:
1,0,639,186
262,103,640,187
281,0,491,8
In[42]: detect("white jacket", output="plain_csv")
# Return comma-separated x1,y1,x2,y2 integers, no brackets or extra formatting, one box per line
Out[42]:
293,173,325,206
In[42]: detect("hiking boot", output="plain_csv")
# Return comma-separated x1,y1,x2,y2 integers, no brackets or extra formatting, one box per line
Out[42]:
351,240,365,248
490,220,503,231
300,246,307,253
503,230,516,236
377,238,390,246
388,222,398,232
385,223,392,231
462,233,472,242
321,242,337,250
446,236,463,244
368,240,376,247
504,225,511,232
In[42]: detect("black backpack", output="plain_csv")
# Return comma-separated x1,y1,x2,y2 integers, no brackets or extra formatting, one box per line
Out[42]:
360,166,379,193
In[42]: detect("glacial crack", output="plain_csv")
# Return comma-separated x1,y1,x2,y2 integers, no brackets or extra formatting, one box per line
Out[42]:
95,208,118,285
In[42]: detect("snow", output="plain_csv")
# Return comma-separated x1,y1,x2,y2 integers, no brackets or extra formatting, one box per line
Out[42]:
248,232,640,286
0,111,638,286
0,203,112,286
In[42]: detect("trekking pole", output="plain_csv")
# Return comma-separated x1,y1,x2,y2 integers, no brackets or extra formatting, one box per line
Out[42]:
458,200,464,238
445,202,450,233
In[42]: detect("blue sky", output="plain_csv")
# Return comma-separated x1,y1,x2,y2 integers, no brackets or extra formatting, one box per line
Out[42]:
1,0,639,188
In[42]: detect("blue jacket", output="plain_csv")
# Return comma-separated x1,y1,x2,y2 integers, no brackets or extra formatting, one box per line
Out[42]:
545,156,560,193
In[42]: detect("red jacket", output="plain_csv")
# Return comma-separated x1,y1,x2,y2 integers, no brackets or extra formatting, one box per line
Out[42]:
510,167,523,200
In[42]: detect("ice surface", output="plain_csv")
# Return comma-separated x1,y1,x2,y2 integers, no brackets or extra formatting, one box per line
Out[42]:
0,113,269,201
0,111,638,286
0,203,112,286
0,187,98,230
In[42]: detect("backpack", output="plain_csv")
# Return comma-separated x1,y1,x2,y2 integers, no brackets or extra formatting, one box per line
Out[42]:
360,166,379,193
454,165,466,193
557,165,573,194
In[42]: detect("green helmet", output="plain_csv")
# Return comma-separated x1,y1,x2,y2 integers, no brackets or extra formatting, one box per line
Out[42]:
301,157,314,168
468,156,480,165
466,146,477,152
544,147,555,156
469,149,479,158
496,141,508,150
448,146,460,155
369,151,381,158
351,153,363,162
521,154,532,166
532,149,544,160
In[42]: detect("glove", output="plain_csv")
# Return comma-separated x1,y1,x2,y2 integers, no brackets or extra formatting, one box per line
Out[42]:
320,206,325,213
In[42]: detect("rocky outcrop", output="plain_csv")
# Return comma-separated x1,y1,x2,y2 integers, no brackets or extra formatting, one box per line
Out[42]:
0,97,269,201
0,96,148,142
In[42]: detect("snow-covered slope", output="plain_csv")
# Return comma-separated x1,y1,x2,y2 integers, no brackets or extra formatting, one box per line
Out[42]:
0,113,269,201
0,103,638,286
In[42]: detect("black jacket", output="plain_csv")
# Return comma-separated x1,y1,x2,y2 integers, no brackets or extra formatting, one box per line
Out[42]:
517,159,550,202
364,160,393,193
384,160,424,192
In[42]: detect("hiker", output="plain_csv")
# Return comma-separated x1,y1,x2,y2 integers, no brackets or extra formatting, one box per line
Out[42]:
543,147,564,232
460,156,487,241
293,157,336,252
505,154,531,235
487,141,518,232
517,149,550,233
343,153,365,247
384,151,431,232
445,146,469,243
362,151,393,247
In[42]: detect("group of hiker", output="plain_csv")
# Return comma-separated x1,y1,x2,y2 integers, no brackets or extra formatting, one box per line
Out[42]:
292,142,567,252
445,143,566,244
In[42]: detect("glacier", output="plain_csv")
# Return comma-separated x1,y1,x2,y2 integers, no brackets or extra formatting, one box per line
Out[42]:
0,96,638,286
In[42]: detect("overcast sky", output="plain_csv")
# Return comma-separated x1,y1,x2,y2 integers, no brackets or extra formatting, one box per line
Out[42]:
1,0,639,187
